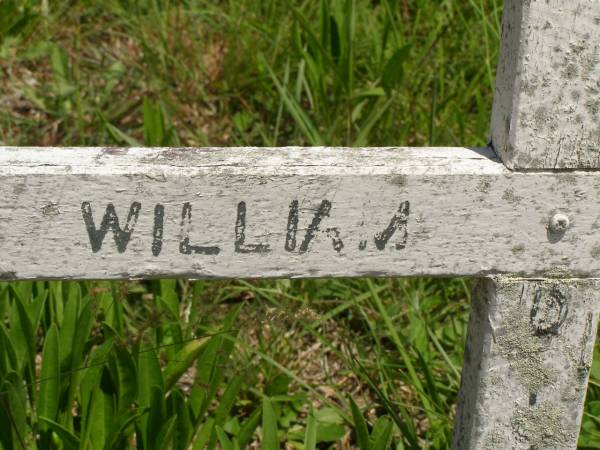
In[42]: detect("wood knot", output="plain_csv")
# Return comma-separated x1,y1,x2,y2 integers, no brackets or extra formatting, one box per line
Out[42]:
530,287,568,337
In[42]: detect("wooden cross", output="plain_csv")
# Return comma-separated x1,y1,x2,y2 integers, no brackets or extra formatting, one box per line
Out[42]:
0,1,598,447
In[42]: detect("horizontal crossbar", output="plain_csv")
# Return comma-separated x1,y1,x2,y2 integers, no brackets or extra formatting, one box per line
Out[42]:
0,146,598,280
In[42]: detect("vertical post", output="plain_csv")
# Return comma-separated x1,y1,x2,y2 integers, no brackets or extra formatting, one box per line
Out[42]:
490,0,600,169
453,279,599,448
454,0,600,448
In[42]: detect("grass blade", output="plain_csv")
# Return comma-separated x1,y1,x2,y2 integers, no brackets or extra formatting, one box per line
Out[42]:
38,323,60,423
13,294,36,405
350,397,371,450
261,397,278,450
1,375,28,450
304,409,317,450
262,55,324,145
216,426,235,450
237,406,261,449
371,417,393,450
38,416,80,450
163,337,210,391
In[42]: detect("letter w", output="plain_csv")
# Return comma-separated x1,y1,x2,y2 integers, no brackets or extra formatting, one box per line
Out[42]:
81,202,141,253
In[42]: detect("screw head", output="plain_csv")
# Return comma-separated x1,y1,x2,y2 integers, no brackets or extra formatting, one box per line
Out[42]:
549,213,570,233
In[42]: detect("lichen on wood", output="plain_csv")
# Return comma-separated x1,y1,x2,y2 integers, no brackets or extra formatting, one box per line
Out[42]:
453,278,600,450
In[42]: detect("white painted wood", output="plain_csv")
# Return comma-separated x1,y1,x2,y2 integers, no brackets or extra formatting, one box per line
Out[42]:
1,3,597,448
2,146,600,280
0,148,600,279
490,0,600,169
453,277,600,449
0,146,502,175
454,2,600,447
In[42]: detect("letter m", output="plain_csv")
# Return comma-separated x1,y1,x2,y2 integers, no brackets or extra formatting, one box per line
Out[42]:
81,202,141,253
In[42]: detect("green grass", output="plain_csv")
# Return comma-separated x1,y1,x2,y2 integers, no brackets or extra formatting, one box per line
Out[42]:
0,0,599,449
0,0,498,148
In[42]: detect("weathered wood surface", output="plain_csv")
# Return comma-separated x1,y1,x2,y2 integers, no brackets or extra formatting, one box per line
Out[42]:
455,3,600,447
490,0,600,169
1,146,600,280
453,277,600,449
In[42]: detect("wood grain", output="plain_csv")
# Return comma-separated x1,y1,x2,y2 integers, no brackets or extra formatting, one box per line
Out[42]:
490,0,600,169
453,277,600,449
0,146,599,280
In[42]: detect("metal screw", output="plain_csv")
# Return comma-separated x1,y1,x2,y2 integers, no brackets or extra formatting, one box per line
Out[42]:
549,213,570,233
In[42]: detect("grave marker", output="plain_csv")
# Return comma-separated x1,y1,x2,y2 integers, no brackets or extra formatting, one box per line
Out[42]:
1,1,599,447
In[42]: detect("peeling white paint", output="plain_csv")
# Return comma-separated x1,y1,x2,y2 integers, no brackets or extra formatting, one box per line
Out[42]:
453,278,600,450
0,146,600,280
491,0,600,169
455,1,600,448
1,2,600,448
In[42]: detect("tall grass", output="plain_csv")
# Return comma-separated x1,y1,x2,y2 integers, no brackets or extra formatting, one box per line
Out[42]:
1,0,499,149
0,0,599,449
